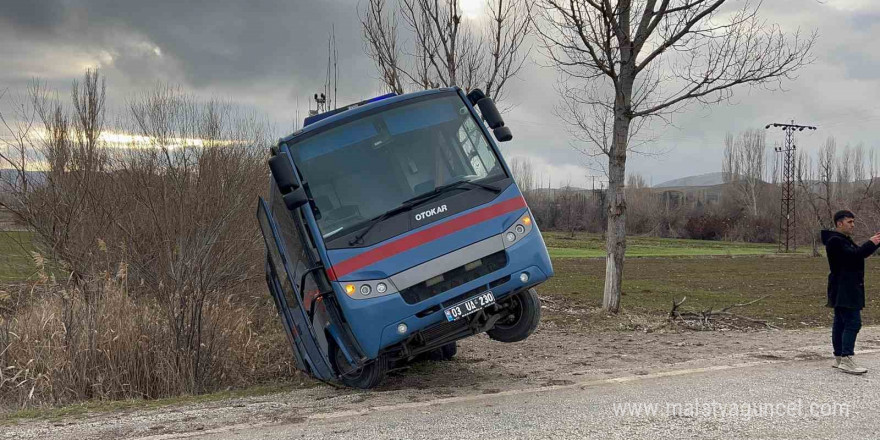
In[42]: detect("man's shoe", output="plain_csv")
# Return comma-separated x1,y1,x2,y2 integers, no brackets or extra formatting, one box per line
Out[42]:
833,356,842,368
838,356,867,375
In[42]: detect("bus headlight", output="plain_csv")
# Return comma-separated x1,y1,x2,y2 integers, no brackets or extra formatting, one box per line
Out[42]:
502,211,535,248
341,279,397,300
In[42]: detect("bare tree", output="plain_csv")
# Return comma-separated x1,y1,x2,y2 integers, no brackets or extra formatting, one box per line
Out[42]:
833,142,873,208
509,156,537,191
818,137,837,220
836,143,852,200
627,173,647,189
0,83,46,194
0,72,274,399
722,129,766,217
861,147,880,227
2,70,112,288
625,173,664,234
120,85,270,391
361,0,532,102
537,0,814,312
557,181,585,237
362,0,406,94
798,137,836,256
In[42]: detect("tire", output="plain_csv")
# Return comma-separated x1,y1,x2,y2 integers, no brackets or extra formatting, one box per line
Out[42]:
487,288,541,343
333,346,387,389
427,342,458,361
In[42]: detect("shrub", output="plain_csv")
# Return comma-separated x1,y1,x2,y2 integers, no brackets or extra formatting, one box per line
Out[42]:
724,215,777,243
0,274,294,407
683,214,729,240
0,70,297,408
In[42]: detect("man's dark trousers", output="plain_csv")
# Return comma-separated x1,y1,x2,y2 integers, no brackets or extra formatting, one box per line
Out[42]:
832,307,862,357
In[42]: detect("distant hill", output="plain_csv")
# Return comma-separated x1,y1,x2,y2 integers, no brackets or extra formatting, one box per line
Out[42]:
654,172,726,188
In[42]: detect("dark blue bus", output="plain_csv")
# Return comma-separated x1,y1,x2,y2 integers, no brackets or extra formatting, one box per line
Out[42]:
257,87,553,388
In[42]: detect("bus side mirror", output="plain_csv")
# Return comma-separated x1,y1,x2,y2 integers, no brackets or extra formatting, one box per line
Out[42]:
269,152,299,193
467,89,513,142
493,126,512,142
282,189,309,210
268,152,309,209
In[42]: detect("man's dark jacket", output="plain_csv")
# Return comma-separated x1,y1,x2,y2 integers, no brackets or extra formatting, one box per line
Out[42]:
821,230,879,309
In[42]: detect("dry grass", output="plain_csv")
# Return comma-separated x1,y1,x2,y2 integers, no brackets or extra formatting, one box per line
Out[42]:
0,275,296,410
0,72,297,411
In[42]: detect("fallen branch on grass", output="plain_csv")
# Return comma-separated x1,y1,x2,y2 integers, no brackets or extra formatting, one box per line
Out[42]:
665,295,779,330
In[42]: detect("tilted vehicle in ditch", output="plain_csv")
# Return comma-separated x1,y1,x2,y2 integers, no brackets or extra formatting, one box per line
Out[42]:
257,87,553,388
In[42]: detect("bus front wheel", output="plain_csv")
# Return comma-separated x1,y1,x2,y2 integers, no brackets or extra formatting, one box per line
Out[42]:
333,347,387,389
487,288,541,343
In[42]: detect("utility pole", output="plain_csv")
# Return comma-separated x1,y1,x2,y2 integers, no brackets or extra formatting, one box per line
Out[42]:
766,121,817,253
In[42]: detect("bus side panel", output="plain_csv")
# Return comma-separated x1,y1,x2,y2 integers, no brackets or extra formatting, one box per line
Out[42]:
257,198,336,382
265,260,308,372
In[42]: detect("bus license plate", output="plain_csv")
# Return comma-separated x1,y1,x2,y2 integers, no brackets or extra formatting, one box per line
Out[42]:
444,291,495,322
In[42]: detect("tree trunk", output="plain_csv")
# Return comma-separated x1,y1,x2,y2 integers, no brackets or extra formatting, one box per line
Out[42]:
603,160,627,313
602,77,634,313
750,182,759,217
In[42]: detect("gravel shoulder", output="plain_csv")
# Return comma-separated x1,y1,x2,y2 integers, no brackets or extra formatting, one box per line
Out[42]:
6,320,880,440
186,351,880,440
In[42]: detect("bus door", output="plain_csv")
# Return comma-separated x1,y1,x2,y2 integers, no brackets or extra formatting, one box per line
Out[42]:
257,197,336,382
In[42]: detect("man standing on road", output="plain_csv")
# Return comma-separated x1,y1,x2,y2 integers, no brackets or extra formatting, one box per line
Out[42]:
821,210,880,375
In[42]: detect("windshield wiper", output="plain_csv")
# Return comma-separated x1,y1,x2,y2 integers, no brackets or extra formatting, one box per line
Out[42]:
457,179,502,193
347,179,501,246
401,179,501,206
348,201,420,246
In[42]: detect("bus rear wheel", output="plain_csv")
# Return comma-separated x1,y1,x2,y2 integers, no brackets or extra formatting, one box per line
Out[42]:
333,347,387,389
487,288,541,343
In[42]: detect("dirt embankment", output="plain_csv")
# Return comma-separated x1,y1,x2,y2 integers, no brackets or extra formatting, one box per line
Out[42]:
7,320,879,440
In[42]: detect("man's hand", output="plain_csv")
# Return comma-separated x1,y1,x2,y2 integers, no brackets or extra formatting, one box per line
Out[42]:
871,233,880,245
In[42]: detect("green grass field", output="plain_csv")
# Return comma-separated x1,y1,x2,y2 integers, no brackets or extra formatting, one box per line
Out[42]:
539,231,866,329
0,231,36,282
541,256,862,328
543,231,804,258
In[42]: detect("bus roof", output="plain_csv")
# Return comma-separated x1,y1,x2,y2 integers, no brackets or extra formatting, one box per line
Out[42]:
280,87,459,144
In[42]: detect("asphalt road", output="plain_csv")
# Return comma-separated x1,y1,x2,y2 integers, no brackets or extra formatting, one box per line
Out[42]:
147,351,880,440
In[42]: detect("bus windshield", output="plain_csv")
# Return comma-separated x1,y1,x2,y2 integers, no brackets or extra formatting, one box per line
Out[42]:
287,93,506,244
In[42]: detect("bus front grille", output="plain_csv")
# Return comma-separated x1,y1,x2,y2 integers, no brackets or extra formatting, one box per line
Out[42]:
398,250,508,304
419,318,470,343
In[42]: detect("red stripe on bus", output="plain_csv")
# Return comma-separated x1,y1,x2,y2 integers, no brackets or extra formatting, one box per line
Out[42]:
328,196,526,281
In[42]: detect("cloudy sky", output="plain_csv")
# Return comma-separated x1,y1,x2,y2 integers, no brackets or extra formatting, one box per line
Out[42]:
2,0,879,187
